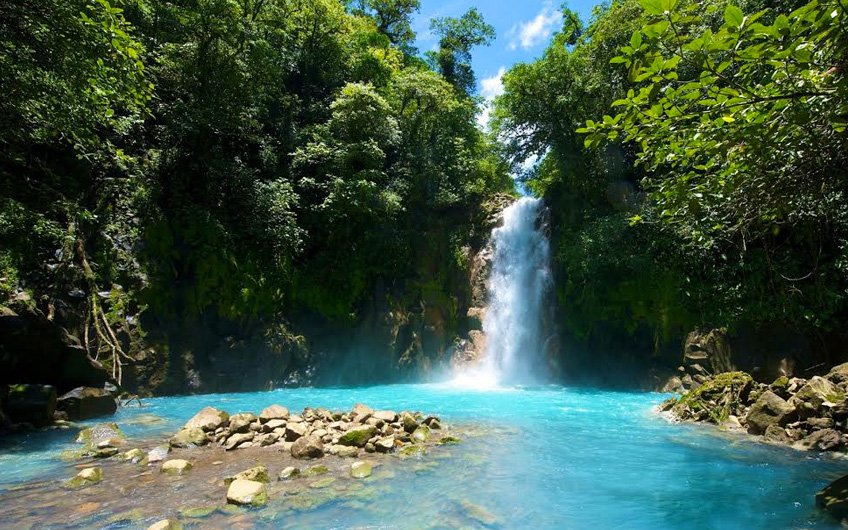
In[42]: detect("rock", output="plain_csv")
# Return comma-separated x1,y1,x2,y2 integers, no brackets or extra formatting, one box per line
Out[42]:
412,424,431,443
352,403,373,417
816,474,848,522
66,467,102,488
262,419,286,432
806,417,835,430
169,427,209,448
302,465,329,477
745,390,797,435
660,376,685,394
683,329,734,374
791,376,845,413
56,387,116,421
147,519,183,530
184,407,230,432
437,436,461,445
228,413,257,434
259,404,289,422
94,446,120,458
401,412,418,433
147,445,170,463
278,466,300,480
226,466,270,485
350,461,372,479
796,429,845,452
335,445,359,458
338,425,377,447
225,432,255,450
226,479,268,507
375,436,395,453
285,422,307,441
364,442,376,453
372,410,397,422
291,435,324,459
5,384,57,427
123,448,146,463
826,363,848,385
425,417,442,430
763,425,789,444
161,459,192,475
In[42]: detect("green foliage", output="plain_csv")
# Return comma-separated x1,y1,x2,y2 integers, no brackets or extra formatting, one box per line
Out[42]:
427,8,496,95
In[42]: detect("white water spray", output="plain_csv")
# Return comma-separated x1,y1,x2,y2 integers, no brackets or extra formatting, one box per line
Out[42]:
448,197,554,388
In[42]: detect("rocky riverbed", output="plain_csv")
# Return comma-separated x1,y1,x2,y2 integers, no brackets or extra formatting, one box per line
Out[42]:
0,403,468,529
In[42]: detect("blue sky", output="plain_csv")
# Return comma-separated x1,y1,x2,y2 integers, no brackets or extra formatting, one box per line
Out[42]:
412,0,603,127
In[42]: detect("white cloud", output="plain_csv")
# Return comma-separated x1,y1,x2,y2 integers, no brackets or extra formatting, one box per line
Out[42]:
477,67,507,130
508,2,562,51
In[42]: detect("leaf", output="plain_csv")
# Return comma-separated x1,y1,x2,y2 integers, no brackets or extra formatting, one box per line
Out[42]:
724,5,744,27
631,31,643,49
640,0,665,15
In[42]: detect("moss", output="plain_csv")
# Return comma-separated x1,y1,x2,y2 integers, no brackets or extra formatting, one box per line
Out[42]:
436,436,461,445
302,465,329,477
672,371,753,424
179,506,218,518
771,376,789,388
338,426,376,447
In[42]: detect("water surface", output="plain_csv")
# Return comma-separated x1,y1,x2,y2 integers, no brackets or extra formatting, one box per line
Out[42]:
0,384,845,529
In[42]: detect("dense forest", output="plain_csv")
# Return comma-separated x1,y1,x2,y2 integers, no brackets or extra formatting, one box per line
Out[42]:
0,0,513,393
1,0,846,394
493,0,848,384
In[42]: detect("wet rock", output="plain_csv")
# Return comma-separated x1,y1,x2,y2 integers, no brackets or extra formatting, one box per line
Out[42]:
259,404,289,422
94,446,120,458
339,425,377,447
302,465,329,477
225,432,254,450
5,384,57,427
334,445,359,458
184,407,229,432
228,413,257,434
437,436,461,445
226,479,268,507
350,461,372,478
291,435,324,459
147,445,170,463
66,467,102,489
123,448,146,463
161,459,192,475
278,466,300,480
169,427,208,448
796,429,845,452
364,442,376,453
412,425,431,443
375,436,395,453
226,465,270,485
745,390,797,435
401,412,418,433
763,425,790,444
57,387,116,421
817,474,848,522
147,519,183,530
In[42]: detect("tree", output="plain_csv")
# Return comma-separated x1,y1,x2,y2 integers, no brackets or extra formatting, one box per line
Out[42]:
428,8,495,95
351,0,421,52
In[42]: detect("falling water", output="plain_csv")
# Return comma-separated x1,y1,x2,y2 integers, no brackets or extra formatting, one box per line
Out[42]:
481,196,553,384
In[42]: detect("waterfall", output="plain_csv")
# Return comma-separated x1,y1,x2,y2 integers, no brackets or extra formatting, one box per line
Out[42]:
481,197,553,384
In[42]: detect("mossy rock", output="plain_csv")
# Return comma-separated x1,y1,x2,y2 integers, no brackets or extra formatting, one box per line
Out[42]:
179,505,218,518
399,445,426,458
338,425,377,447
437,436,461,445
309,477,336,489
671,371,754,424
302,465,329,477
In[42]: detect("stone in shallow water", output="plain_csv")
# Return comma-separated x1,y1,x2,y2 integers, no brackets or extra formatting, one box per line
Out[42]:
437,436,461,445
401,412,418,433
169,427,208,448
147,445,170,463
412,424,431,443
66,467,102,489
161,459,192,476
745,391,796,435
350,461,372,479
375,436,395,453
179,505,217,518
303,465,329,477
57,387,116,421
123,448,147,464
183,407,229,432
278,466,300,480
310,477,336,488
226,479,268,507
817,474,848,523
226,466,270,485
147,519,183,530
334,445,359,458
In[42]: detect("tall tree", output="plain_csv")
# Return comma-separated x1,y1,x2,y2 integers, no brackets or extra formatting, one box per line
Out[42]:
428,8,495,96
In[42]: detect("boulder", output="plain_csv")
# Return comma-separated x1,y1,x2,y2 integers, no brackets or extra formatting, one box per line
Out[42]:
228,413,257,434
169,427,208,448
335,445,359,458
56,387,116,421
161,459,192,476
412,424,431,443
5,384,56,427
262,419,286,432
375,436,395,453
826,363,848,385
339,425,377,447
123,448,147,464
278,466,300,480
352,403,373,417
291,435,324,459
796,429,845,452
817,474,848,522
285,422,307,441
183,407,229,432
401,412,418,433
66,467,102,489
225,432,254,450
791,376,845,412
350,461,372,479
226,466,270,485
147,520,183,530
745,390,797,435
226,479,268,507
259,404,289,422
372,410,398,422
147,445,170,463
